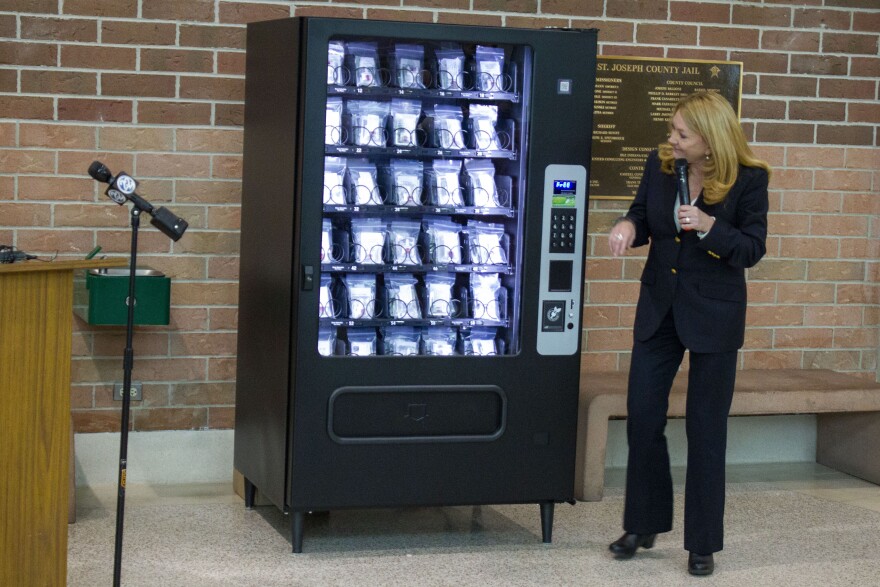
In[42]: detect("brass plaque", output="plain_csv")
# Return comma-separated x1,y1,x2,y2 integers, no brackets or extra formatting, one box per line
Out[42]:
590,56,742,200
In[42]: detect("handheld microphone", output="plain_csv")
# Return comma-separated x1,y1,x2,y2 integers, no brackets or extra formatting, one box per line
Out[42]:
674,158,689,206
89,161,139,206
88,161,113,184
87,161,189,241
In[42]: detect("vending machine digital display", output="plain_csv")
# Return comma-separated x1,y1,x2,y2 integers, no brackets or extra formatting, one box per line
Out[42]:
234,17,597,552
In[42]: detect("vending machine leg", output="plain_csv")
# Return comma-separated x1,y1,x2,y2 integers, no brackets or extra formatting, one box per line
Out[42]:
291,511,305,553
243,477,256,509
540,501,554,543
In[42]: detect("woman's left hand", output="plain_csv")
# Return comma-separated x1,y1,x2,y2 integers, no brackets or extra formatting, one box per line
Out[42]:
678,204,714,233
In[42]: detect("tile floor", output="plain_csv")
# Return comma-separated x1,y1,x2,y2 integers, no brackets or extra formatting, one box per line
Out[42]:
76,462,880,513
605,462,880,513
69,463,880,586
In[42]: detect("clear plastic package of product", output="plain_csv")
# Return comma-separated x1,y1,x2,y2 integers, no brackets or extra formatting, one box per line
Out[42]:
423,217,462,265
468,104,500,151
319,274,336,319
347,158,382,205
462,326,498,355
345,273,377,319
426,104,465,150
326,97,344,145
468,220,508,265
388,219,422,265
390,98,422,147
385,274,422,319
323,157,348,205
388,159,423,206
391,43,425,89
470,273,503,320
345,41,381,87
424,273,457,318
464,158,499,207
434,45,465,90
425,159,464,206
325,223,351,264
423,326,457,355
327,41,346,85
351,217,386,264
347,100,390,147
321,218,334,263
475,45,506,92
318,325,337,356
383,326,421,356
347,328,378,356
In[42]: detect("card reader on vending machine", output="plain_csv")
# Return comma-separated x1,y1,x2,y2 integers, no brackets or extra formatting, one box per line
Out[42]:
536,164,587,355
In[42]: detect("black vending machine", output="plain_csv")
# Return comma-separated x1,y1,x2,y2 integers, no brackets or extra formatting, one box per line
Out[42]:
234,16,597,552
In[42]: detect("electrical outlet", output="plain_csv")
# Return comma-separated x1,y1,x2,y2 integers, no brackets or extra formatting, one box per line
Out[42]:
113,382,143,401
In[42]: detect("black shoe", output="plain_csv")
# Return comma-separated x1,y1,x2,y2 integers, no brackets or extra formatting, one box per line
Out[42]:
688,552,714,576
608,533,657,559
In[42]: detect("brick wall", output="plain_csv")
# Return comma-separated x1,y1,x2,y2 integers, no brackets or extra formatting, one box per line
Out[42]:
0,1,877,433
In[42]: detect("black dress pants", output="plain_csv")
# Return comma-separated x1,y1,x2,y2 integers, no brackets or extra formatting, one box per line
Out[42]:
623,309,737,554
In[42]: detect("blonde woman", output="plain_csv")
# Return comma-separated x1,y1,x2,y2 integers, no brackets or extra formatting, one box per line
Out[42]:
607,91,771,576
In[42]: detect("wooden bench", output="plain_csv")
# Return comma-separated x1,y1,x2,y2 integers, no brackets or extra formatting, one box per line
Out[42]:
574,369,880,502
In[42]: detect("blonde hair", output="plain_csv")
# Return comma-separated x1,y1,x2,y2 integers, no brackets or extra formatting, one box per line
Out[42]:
658,91,770,205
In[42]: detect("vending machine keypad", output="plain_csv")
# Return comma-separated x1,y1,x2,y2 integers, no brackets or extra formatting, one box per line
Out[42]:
549,210,577,253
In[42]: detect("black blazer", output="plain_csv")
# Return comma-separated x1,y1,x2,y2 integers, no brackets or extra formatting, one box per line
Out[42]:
625,150,769,353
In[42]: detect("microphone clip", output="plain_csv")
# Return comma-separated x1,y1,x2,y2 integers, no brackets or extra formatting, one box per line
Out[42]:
107,173,139,206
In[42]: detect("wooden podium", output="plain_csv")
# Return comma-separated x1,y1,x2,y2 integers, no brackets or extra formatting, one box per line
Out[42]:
0,258,125,587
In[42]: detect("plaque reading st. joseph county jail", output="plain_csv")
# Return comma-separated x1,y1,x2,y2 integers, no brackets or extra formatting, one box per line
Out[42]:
590,57,742,200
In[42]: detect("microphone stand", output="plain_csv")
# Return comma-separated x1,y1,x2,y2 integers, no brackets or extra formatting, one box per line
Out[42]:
113,204,142,587
87,161,187,587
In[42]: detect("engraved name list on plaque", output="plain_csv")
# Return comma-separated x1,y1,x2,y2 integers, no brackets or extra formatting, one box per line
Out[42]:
590,56,742,200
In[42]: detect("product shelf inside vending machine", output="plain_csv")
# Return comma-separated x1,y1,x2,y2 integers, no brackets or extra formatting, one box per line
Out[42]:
321,317,510,329
325,145,517,161
321,263,515,275
328,84,520,104
322,204,516,218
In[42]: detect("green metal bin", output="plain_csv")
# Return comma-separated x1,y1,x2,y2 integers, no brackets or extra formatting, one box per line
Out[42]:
85,267,171,325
